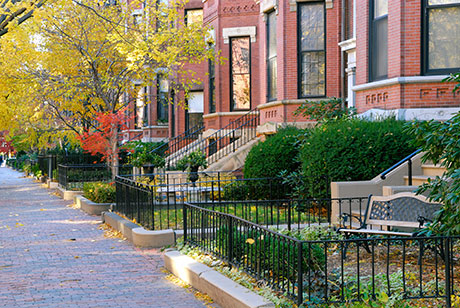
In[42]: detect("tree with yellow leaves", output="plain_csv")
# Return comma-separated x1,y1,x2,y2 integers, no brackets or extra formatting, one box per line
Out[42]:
0,0,216,175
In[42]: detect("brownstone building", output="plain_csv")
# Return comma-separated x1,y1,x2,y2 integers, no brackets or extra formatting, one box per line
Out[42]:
121,0,460,168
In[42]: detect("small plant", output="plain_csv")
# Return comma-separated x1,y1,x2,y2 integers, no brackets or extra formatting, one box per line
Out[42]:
52,169,58,181
294,97,355,123
83,182,115,203
123,141,166,172
176,150,207,184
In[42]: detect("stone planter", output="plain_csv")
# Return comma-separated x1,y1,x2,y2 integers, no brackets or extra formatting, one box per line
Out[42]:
74,195,112,216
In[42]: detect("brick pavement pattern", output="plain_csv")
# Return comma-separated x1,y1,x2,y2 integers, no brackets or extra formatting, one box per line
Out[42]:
0,167,210,308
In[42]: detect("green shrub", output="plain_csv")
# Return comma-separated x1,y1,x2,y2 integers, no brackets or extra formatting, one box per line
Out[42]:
294,97,355,122
83,182,115,203
52,169,58,181
300,118,416,185
244,126,303,179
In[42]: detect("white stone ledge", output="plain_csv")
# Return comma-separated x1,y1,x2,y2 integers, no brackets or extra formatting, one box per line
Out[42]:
74,195,112,216
164,250,275,308
56,186,83,201
352,75,450,92
102,212,175,248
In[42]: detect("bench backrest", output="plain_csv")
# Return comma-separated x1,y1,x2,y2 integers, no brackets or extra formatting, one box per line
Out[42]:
364,192,441,229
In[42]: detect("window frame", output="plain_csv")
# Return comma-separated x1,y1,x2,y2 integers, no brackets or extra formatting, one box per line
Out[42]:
184,8,203,26
185,90,204,131
297,1,327,99
208,57,216,113
156,75,169,123
422,0,460,75
369,0,388,82
230,36,252,111
266,10,277,102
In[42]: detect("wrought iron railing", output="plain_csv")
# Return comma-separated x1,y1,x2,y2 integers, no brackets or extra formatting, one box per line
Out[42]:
380,149,422,185
115,175,335,231
166,109,260,169
37,155,57,179
149,123,205,157
58,164,133,191
58,164,111,191
184,202,459,307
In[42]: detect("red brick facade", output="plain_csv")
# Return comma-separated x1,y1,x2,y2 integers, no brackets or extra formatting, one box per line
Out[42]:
123,0,460,143
354,0,460,114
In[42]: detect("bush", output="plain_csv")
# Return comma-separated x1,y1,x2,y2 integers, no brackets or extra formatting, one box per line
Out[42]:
244,126,303,179
300,118,416,184
294,97,355,122
83,182,115,203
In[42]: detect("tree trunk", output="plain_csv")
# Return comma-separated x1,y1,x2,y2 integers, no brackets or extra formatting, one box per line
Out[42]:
109,124,119,181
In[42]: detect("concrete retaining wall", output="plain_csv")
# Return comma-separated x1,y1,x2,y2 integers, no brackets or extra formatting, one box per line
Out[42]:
74,195,111,216
102,212,175,247
164,250,274,308
56,186,83,201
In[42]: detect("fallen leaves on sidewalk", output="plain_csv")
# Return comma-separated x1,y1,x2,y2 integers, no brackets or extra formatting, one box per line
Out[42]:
99,223,125,240
163,269,216,308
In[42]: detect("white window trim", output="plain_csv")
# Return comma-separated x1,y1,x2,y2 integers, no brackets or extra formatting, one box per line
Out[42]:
222,26,256,44
290,0,332,11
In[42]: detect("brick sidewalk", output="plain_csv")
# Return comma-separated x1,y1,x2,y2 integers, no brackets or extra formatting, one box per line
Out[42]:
0,167,211,308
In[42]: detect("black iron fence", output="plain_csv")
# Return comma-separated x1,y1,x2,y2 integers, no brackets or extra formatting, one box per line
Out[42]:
114,175,343,231
58,164,111,191
58,164,133,191
183,202,460,307
37,155,57,179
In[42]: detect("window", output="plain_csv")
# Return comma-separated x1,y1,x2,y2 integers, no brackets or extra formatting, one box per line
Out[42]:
186,91,204,130
135,87,148,128
185,9,203,26
298,2,325,97
209,56,216,113
369,0,388,81
157,76,169,123
230,37,251,111
424,0,460,74
267,10,277,101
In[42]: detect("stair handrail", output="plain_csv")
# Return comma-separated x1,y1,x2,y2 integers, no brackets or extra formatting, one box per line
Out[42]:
166,108,260,167
149,123,205,156
380,149,422,185
203,113,259,166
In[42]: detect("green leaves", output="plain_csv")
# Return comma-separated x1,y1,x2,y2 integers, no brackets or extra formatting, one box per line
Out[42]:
300,118,416,187
405,111,460,235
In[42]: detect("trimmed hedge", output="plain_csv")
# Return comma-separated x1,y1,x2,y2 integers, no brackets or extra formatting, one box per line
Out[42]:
244,126,302,179
299,118,417,183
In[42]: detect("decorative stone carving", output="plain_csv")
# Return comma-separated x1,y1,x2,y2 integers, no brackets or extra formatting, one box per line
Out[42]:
365,92,389,104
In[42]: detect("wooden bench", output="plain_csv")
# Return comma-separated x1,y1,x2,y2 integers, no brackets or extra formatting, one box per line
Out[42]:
338,192,441,237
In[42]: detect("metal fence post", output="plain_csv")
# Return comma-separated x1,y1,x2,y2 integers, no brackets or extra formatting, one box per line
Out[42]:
297,241,304,307
228,217,233,265
183,204,187,242
445,237,452,308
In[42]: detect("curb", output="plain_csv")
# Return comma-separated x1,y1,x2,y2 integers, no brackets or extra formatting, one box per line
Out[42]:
164,250,275,308
56,186,83,201
74,195,112,216
102,211,175,247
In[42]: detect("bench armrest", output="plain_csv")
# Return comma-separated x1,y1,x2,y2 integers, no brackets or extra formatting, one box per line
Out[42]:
339,213,364,228
417,216,433,228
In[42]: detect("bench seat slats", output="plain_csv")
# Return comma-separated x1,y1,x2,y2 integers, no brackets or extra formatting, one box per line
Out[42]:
339,228,413,237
